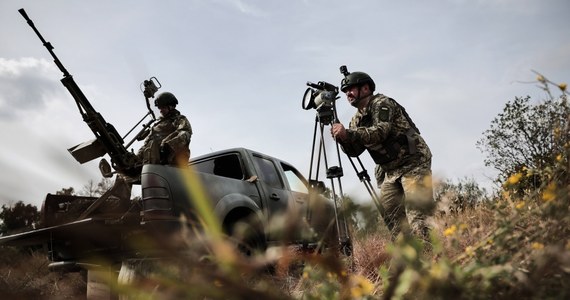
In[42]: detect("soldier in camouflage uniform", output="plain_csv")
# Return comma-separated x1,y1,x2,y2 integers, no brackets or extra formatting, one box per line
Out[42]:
137,92,192,165
331,68,434,242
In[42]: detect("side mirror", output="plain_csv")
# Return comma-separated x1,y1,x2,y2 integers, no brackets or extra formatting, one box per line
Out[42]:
99,158,113,178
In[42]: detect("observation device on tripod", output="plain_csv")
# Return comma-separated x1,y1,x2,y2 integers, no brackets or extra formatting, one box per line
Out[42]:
301,67,386,255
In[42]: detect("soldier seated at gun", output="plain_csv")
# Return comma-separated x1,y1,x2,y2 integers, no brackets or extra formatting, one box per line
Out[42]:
137,92,193,166
110,92,192,208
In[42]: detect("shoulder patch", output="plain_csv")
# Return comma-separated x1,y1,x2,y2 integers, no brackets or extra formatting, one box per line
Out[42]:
379,106,390,122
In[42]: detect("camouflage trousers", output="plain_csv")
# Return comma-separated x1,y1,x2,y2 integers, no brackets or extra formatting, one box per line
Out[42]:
377,160,434,242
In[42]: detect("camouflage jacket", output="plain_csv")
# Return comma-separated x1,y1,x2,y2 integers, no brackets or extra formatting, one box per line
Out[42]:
339,93,431,179
137,109,192,165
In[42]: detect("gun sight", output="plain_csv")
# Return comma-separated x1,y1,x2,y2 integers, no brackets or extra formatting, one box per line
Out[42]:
142,77,161,99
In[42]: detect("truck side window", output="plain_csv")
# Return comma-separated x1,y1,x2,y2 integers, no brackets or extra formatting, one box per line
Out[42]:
282,164,309,194
252,155,283,189
192,154,244,180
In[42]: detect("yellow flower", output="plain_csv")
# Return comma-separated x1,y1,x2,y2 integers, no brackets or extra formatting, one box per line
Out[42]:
350,274,374,298
537,74,546,83
465,246,475,257
506,173,523,185
542,183,557,202
542,191,556,202
487,239,494,245
559,83,567,91
444,225,457,237
351,287,364,299
429,263,451,282
302,271,309,279
515,201,525,210
532,242,544,250
429,264,443,280
556,154,563,162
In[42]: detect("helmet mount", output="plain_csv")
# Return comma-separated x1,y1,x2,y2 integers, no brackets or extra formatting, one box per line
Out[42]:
339,65,375,93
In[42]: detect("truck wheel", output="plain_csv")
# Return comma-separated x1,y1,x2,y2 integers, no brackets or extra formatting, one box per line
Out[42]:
229,217,266,257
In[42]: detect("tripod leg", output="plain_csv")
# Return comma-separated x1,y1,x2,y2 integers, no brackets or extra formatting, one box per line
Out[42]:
308,117,320,181
347,156,386,218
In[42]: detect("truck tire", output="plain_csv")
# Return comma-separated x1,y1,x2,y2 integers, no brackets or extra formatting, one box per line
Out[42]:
228,216,266,257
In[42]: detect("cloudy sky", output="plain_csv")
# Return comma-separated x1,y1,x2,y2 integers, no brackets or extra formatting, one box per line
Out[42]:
1,0,569,207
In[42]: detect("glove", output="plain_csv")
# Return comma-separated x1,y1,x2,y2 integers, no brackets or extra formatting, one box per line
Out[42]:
159,144,171,165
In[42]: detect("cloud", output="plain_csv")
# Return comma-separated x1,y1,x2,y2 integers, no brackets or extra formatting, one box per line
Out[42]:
448,0,544,14
0,57,61,120
212,0,268,18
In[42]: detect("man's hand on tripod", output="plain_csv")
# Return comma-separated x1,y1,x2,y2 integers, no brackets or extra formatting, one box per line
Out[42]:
331,123,348,142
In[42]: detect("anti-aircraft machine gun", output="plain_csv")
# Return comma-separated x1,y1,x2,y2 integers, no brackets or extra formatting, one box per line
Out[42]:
19,8,159,179
0,9,167,270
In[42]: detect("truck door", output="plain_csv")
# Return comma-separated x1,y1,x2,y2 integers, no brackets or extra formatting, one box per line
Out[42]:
251,155,291,238
280,163,310,224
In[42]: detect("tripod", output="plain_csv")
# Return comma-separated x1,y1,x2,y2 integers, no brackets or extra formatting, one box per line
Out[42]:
306,104,351,255
306,102,385,256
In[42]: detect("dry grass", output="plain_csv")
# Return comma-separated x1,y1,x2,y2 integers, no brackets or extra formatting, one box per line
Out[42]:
0,247,86,299
1,171,569,299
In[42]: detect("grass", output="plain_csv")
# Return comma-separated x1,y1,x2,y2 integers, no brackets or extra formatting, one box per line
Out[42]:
1,189,568,299
0,143,568,299
0,247,86,299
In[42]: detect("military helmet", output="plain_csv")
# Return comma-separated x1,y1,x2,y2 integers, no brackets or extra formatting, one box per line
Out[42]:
340,71,375,93
154,92,178,107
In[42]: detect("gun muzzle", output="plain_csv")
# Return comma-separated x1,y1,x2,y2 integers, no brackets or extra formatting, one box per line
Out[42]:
18,8,30,21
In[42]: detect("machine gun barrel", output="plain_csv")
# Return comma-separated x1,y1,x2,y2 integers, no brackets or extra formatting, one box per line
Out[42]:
18,9,70,78
19,8,140,176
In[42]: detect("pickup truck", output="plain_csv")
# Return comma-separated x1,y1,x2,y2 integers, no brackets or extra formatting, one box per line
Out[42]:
142,147,342,253
0,147,347,268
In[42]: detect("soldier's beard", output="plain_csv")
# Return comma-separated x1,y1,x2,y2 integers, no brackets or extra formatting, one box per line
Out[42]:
349,90,363,107
350,92,372,109
350,97,362,107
